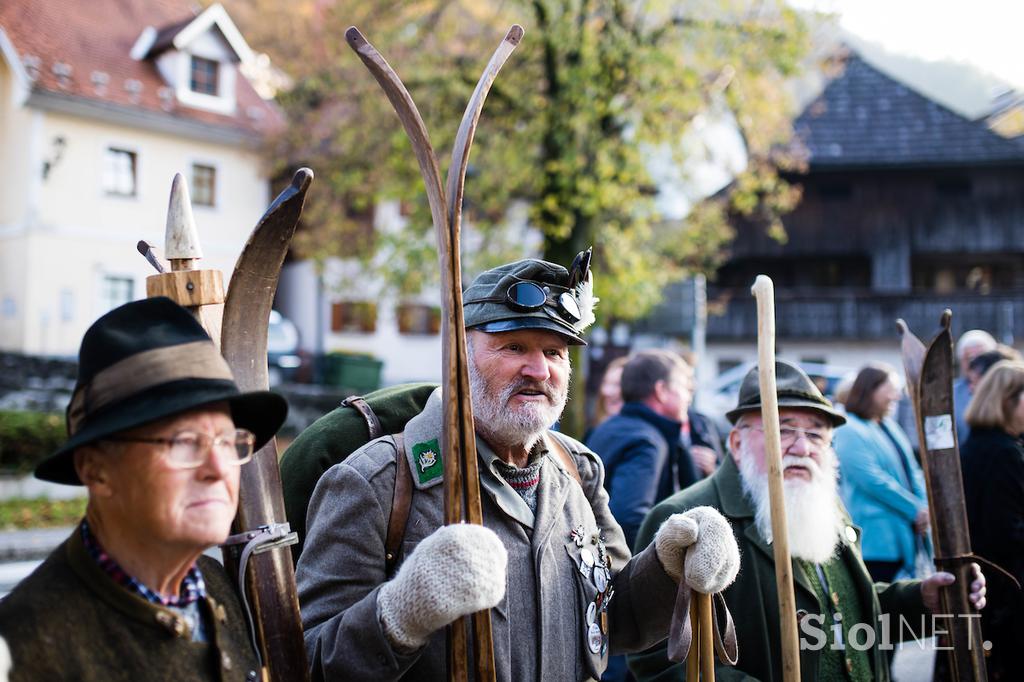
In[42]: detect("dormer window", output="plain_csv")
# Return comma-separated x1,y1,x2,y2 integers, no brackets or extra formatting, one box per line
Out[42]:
189,56,219,96
134,4,255,116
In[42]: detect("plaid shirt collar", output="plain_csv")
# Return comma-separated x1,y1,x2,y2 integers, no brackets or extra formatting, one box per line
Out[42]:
80,519,206,607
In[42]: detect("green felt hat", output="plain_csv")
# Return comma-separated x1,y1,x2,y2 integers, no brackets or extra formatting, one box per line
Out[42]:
725,360,846,426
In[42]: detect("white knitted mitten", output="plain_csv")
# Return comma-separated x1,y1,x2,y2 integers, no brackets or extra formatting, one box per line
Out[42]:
377,524,508,651
654,506,740,594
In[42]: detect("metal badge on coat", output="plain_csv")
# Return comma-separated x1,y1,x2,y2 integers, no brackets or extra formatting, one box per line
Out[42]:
594,566,608,592
587,622,603,654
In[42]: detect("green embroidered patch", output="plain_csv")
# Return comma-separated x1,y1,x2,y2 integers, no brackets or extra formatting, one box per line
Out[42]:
412,438,443,485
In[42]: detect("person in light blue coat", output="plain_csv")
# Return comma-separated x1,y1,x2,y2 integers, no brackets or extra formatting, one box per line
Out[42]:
833,363,930,582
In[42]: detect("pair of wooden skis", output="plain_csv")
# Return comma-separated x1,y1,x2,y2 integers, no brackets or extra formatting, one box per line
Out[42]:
345,24,525,682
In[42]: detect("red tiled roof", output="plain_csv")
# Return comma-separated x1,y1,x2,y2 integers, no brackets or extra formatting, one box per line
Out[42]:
0,0,284,138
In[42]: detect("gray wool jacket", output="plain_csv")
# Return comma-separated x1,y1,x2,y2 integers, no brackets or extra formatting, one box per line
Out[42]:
296,388,677,681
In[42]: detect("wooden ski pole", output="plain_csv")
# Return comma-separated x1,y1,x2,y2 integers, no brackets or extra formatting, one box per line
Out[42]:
751,275,800,682
686,597,699,682
698,592,715,680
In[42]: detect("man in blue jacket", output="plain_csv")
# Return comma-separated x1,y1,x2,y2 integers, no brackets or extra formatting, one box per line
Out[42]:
586,350,719,548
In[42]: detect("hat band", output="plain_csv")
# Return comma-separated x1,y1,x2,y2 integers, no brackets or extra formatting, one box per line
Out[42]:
67,340,234,435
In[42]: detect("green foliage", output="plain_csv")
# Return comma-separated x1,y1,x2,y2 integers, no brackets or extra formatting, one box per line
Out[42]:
230,0,810,320
0,497,87,530
0,411,65,474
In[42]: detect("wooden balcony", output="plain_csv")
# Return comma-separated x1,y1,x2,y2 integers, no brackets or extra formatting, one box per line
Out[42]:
637,283,1024,342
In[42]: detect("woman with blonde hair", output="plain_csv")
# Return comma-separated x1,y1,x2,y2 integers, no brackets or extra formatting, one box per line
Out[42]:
961,360,1024,680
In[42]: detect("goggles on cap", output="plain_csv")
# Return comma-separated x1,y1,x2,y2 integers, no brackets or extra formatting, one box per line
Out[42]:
466,280,582,326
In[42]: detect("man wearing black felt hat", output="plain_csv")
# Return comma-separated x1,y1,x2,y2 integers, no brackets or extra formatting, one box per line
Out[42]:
0,297,287,682
296,253,741,681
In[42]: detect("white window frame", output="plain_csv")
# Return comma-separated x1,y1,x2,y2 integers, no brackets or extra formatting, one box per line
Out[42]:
100,145,140,198
97,273,135,314
189,160,219,209
188,54,220,96
175,51,236,115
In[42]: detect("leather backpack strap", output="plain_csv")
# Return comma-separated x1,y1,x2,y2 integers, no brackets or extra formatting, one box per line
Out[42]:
341,395,385,440
545,432,582,487
384,433,413,577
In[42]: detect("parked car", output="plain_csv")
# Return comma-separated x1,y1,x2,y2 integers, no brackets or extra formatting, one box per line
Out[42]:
267,310,303,385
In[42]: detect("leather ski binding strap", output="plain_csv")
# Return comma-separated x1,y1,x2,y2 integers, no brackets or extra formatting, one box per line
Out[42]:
221,523,298,669
934,552,1021,590
668,583,738,666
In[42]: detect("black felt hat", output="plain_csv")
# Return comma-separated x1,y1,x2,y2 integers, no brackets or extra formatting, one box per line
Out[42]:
725,360,846,426
35,297,288,485
463,254,597,345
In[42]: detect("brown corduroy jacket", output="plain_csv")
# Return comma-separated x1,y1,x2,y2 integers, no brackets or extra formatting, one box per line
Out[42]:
0,528,258,681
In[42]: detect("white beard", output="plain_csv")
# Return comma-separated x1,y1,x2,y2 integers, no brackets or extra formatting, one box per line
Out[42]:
737,440,844,564
467,346,569,452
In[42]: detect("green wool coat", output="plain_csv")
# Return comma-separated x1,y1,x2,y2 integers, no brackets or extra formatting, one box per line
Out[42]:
629,456,929,682
279,382,438,562
0,528,258,681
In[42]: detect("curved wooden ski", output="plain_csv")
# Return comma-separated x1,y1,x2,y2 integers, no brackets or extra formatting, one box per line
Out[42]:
897,311,987,682
445,24,524,233
441,26,523,680
895,318,926,401
221,168,314,682
444,23,524,521
346,27,522,682
345,27,449,263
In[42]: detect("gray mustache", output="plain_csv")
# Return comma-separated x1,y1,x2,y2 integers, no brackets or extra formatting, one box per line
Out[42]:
502,380,558,403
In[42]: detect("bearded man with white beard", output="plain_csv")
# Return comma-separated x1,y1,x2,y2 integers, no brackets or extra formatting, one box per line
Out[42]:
295,257,741,681
630,360,988,682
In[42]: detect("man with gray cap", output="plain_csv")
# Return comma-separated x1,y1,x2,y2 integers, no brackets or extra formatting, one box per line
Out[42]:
629,360,988,682
295,255,741,681
0,297,288,681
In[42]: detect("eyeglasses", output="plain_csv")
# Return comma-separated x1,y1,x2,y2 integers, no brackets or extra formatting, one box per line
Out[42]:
105,429,257,469
739,425,832,448
467,280,582,324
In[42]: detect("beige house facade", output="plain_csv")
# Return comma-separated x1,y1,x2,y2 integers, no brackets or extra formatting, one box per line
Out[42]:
0,1,282,355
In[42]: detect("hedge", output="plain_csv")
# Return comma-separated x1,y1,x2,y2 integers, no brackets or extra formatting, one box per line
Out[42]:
0,411,66,474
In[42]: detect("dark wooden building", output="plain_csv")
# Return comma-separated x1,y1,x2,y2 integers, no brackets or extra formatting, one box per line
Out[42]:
640,49,1024,374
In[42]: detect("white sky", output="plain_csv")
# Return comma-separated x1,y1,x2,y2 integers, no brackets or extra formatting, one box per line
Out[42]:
789,0,1024,88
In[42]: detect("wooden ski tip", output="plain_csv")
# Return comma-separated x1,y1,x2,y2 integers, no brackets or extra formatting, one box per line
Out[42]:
164,173,201,260
505,25,525,44
345,26,366,48
290,167,314,191
750,274,773,296
939,309,952,329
